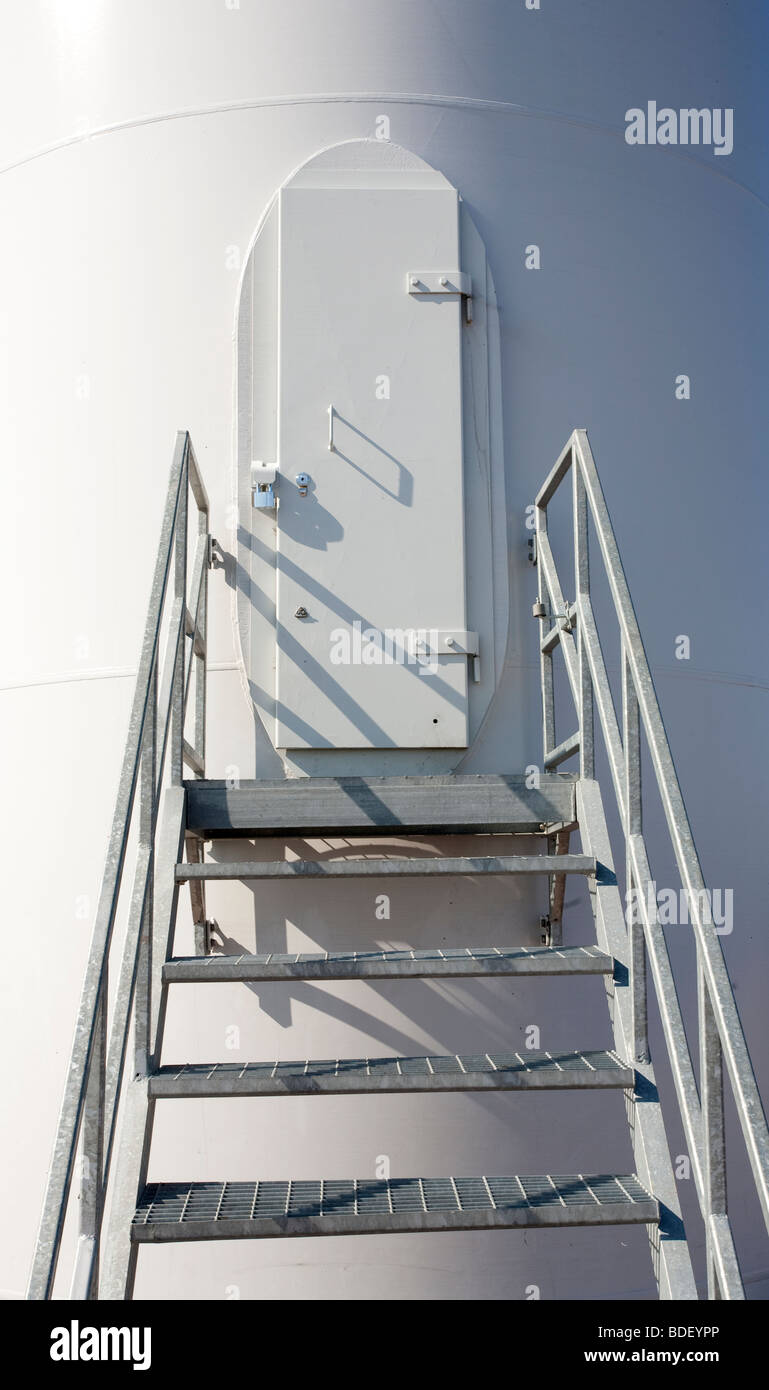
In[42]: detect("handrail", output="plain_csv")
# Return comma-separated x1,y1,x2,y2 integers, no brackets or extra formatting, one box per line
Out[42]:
534,428,769,1299
26,431,211,1300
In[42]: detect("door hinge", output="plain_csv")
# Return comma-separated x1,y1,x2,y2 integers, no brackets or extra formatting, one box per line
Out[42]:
407,270,473,323
412,630,481,683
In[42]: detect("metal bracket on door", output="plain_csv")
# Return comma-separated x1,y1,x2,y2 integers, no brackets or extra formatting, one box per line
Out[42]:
412,629,480,683
407,271,473,323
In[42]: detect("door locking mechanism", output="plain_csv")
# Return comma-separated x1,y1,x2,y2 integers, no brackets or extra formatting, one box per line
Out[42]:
251,462,278,510
252,463,313,508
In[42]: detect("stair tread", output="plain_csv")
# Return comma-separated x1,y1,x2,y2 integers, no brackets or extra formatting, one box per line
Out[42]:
184,773,577,837
163,943,614,982
176,853,596,882
150,1049,633,1096
131,1175,658,1241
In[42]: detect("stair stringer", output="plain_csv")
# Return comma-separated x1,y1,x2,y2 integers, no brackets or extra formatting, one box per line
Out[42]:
100,786,187,1300
577,778,697,1300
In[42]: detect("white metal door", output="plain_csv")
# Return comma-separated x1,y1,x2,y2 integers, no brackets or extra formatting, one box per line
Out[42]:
275,183,469,748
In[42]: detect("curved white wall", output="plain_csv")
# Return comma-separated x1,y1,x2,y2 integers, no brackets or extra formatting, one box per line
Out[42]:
1,1,766,1299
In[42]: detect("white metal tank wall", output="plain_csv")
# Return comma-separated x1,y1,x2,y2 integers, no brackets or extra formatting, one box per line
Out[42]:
0,1,766,1299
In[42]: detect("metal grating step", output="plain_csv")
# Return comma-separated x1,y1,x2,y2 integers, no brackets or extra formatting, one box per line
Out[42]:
163,943,614,984
150,1050,633,1098
183,773,577,838
132,1175,658,1242
175,853,597,883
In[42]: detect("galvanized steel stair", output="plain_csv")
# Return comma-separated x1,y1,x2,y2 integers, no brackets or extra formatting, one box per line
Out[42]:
114,772,675,1285
30,431,768,1303
149,1049,634,1097
163,942,613,983
133,1174,658,1245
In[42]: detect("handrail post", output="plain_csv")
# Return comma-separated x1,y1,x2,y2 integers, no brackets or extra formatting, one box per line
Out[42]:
74,973,107,1299
171,439,189,785
699,965,727,1297
535,500,555,761
135,660,157,1071
194,481,208,775
573,460,594,778
622,643,648,1064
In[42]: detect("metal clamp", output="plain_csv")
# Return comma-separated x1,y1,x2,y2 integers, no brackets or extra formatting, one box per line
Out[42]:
412,630,481,683
407,270,473,322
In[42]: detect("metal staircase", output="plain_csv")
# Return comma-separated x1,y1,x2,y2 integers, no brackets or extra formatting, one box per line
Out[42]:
27,430,769,1301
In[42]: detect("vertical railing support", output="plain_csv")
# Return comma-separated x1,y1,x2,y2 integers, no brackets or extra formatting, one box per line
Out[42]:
622,642,648,1064
171,443,189,786
135,661,157,1072
72,974,107,1299
573,461,594,779
195,494,208,775
535,501,556,761
699,965,727,1298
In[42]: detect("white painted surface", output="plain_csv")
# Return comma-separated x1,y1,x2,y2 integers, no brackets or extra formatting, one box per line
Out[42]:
0,0,766,1301
238,139,508,767
275,179,468,749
